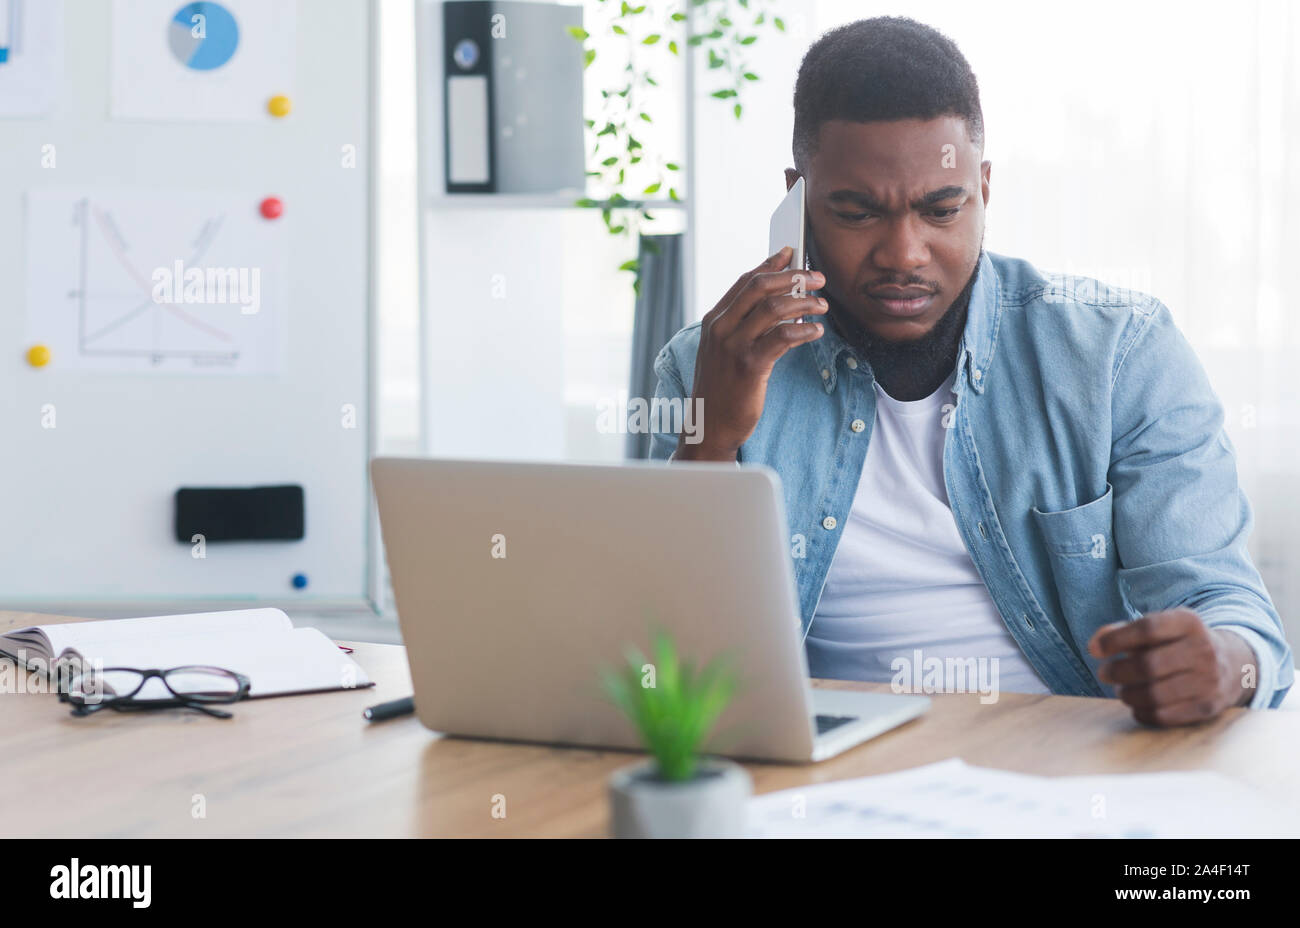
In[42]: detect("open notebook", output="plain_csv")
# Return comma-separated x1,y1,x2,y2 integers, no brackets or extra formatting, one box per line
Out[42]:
0,608,372,698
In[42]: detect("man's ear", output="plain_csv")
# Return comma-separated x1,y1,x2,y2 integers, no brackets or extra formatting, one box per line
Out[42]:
784,168,801,192
980,160,991,208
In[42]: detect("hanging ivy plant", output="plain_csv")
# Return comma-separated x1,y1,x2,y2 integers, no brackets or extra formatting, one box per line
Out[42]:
568,0,788,292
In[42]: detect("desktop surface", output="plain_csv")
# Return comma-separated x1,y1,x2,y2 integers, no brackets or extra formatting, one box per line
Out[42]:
2,611,1297,838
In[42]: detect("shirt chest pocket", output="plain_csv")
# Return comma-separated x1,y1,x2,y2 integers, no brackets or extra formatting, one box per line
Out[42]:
1030,484,1136,689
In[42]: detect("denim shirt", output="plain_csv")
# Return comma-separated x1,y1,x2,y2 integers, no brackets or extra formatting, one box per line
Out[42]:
649,250,1294,708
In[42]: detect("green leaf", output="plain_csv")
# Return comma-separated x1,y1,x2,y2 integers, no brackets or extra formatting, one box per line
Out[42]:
574,197,598,208
618,259,639,271
601,156,619,166
708,49,724,69
642,33,661,45
643,182,661,194
566,25,588,41
710,88,737,99
774,16,786,31
612,23,626,35
645,74,658,86
609,225,625,234
583,118,595,127
739,35,757,45
754,12,765,24
668,187,680,201
584,49,596,69
664,162,680,171
671,12,686,21
639,112,652,122
718,17,732,26
668,39,679,54
686,34,705,46
742,72,759,81
734,102,742,119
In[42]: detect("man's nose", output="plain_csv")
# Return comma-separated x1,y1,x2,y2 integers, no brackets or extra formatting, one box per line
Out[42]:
872,215,930,274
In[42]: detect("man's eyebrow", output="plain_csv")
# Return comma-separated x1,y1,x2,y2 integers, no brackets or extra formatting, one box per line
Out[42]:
826,185,969,211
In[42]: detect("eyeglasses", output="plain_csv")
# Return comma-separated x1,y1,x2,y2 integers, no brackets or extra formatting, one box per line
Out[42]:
58,666,251,719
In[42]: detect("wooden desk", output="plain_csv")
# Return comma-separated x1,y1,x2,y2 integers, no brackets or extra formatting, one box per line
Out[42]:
3,610,1297,837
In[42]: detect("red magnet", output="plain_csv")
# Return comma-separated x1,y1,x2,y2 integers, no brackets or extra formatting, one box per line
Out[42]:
260,197,284,219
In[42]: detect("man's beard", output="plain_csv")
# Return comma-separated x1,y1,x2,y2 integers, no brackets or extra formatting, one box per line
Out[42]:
827,248,983,401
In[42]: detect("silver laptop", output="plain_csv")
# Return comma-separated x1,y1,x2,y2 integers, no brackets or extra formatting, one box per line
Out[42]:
371,457,929,763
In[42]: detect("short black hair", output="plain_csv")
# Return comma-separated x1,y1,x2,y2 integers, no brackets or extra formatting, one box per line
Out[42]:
792,17,984,171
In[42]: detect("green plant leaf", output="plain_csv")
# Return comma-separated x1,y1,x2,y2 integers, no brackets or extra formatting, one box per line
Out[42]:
710,88,737,99
742,72,759,81
618,259,639,272
671,12,686,21
739,35,758,45
639,112,652,122
664,162,679,171
734,102,742,119
601,156,619,166
643,182,661,194
566,25,588,41
584,49,596,69
612,23,626,35
642,33,661,45
774,16,786,31
668,39,679,54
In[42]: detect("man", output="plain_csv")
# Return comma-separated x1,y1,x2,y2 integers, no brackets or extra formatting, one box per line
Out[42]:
649,16,1293,724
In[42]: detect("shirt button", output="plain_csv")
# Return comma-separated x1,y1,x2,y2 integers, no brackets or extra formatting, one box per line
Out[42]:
821,516,837,531
821,368,830,380
972,369,982,381
850,418,866,433
846,357,858,370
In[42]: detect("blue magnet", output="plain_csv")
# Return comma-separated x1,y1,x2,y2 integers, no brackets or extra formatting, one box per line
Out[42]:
292,573,308,589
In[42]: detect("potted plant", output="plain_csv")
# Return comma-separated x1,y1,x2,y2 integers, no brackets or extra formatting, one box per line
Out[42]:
602,630,752,838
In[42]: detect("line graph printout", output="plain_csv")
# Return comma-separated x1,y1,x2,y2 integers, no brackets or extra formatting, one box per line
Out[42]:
25,189,286,374
749,758,1300,839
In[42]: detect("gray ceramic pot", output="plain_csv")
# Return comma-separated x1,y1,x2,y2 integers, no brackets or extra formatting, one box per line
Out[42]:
608,758,752,838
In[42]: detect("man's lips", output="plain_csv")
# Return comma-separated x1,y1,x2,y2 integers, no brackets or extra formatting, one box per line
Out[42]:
866,288,937,317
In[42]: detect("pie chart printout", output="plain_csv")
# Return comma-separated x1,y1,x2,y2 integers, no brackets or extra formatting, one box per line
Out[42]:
168,2,239,71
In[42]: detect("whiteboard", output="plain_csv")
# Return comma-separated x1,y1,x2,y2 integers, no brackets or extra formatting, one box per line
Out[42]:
0,0,376,610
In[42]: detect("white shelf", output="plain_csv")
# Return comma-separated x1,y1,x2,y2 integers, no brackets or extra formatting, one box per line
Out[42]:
427,193,689,210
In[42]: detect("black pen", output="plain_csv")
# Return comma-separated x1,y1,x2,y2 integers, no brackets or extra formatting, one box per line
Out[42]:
363,696,415,722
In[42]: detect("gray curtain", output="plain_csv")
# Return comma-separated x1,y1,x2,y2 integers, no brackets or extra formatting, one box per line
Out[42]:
626,233,685,459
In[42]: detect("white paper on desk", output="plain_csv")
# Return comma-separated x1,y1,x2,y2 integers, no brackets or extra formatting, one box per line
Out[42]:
748,758,1300,838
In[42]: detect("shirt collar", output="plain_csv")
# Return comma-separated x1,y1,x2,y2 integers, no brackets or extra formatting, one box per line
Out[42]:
809,250,1002,396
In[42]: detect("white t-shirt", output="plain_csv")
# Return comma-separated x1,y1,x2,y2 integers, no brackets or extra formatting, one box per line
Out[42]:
806,370,1051,694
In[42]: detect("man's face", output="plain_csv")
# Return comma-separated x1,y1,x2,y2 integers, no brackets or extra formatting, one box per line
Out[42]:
786,116,990,342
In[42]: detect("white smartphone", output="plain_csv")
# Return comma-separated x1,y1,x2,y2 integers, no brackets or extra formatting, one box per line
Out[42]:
768,176,809,322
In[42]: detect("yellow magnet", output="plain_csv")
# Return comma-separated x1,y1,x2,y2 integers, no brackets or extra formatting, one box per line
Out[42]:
26,344,50,368
267,94,292,118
